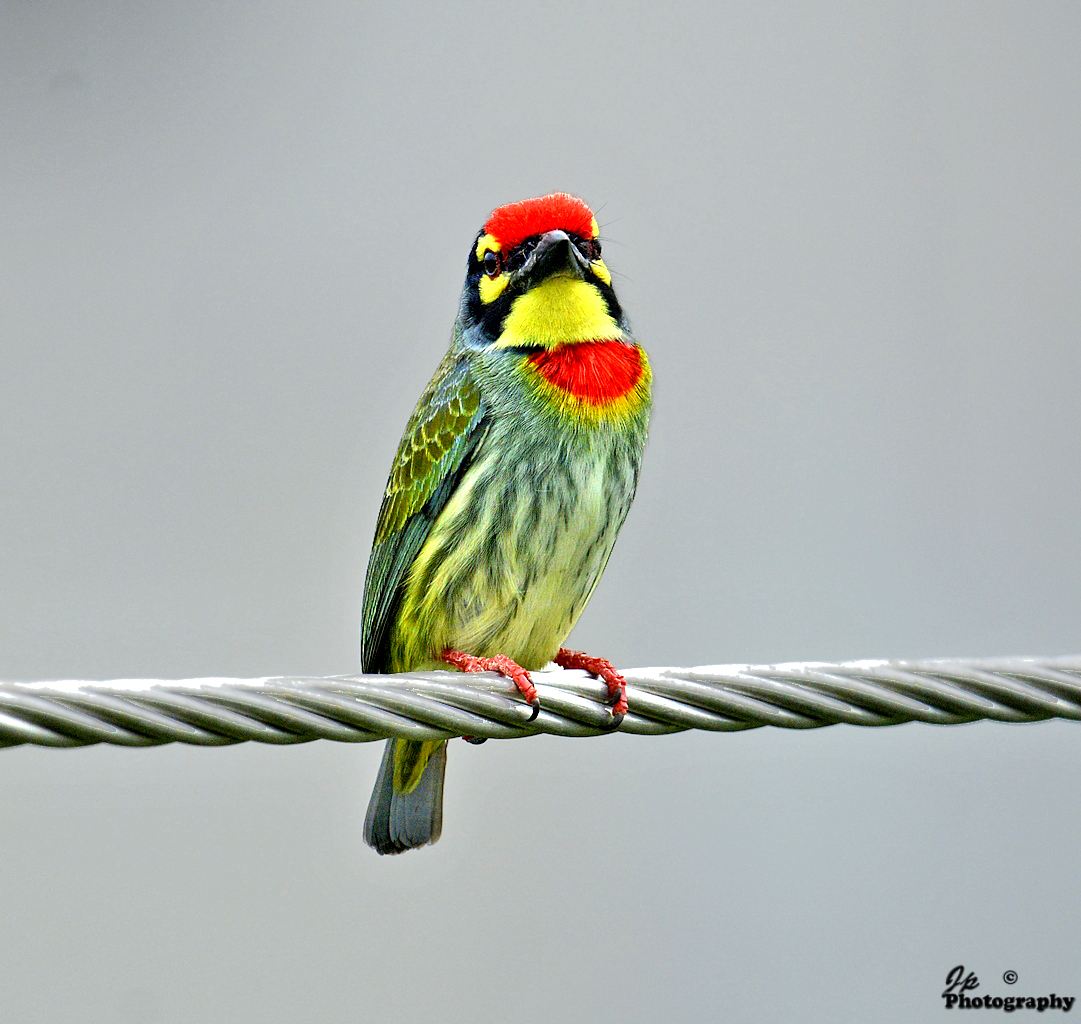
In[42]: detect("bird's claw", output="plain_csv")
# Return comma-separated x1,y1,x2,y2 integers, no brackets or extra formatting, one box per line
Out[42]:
442,648,541,720
554,647,627,724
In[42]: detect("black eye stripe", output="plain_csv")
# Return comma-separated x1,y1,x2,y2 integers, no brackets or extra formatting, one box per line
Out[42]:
494,234,599,272
463,249,624,337
505,246,529,273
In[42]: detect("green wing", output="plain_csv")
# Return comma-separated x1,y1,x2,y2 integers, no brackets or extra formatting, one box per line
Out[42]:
361,350,488,672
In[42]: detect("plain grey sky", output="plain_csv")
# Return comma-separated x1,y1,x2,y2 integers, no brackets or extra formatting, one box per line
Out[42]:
1,2,1079,1021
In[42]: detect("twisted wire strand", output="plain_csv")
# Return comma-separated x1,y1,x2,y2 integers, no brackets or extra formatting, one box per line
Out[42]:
1,655,1080,749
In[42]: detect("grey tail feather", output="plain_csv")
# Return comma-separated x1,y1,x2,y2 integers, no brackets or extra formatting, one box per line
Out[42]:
363,739,447,855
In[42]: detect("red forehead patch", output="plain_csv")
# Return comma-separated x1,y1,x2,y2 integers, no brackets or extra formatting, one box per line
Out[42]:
484,193,596,251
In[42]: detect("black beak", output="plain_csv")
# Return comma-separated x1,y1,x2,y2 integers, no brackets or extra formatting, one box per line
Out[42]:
514,229,591,287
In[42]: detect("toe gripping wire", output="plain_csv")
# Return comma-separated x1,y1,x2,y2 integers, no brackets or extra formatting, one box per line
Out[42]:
1,655,1080,749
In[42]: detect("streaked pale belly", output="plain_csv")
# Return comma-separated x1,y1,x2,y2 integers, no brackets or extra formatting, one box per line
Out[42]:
390,439,634,672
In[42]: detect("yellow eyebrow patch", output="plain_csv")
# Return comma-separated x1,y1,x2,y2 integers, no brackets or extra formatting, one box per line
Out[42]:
495,277,622,349
475,233,500,259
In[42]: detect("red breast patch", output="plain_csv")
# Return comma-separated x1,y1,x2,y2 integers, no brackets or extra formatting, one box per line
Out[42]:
528,341,644,405
485,194,596,252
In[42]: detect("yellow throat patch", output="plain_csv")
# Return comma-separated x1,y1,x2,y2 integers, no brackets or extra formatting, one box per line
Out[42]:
496,276,622,349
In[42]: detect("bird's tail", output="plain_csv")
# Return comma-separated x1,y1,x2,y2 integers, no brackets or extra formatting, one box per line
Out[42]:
363,738,447,854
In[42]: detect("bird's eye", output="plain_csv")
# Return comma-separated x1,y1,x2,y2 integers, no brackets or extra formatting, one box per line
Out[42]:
592,239,602,259
482,251,502,278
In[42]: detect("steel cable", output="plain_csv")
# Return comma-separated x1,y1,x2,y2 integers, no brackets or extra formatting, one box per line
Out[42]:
1,655,1080,749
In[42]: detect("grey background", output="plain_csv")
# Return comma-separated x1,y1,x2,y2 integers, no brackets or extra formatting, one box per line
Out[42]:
2,2,1079,1021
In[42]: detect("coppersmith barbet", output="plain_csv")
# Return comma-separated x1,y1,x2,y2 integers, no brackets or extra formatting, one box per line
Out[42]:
362,193,651,854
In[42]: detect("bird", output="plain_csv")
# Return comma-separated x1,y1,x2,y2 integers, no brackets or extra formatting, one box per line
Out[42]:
361,193,651,854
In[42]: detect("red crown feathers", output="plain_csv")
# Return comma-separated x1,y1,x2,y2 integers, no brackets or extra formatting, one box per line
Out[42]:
484,193,596,251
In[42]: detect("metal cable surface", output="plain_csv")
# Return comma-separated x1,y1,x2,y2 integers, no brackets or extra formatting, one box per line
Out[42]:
2,655,1080,749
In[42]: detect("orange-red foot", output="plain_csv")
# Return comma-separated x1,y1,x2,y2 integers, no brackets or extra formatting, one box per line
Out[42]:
442,649,540,722
554,648,628,722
